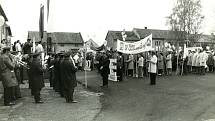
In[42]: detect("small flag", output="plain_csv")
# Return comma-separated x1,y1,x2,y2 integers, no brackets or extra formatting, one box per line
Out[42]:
39,4,44,39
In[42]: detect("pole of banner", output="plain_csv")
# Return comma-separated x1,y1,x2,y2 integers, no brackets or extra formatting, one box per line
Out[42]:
84,50,87,88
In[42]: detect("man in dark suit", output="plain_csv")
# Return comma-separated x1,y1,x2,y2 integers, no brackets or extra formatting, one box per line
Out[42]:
0,47,18,106
117,52,124,82
100,52,110,87
61,51,78,103
29,52,44,103
59,53,65,97
22,39,32,55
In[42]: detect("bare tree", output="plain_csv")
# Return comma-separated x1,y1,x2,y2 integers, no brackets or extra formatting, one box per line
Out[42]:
167,0,204,40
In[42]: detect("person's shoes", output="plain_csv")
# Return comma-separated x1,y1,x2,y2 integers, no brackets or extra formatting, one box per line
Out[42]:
4,102,15,106
66,100,78,103
72,100,78,103
35,100,44,104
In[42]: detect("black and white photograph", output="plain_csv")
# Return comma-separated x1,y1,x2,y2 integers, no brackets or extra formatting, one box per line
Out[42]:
0,0,215,121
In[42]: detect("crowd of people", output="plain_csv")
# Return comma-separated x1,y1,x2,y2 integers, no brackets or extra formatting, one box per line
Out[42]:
0,39,79,106
1,38,215,106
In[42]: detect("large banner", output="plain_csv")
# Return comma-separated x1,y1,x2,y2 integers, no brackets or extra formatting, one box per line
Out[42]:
117,34,153,54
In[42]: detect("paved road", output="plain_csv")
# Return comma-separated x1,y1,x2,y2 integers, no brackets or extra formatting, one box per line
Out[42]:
0,82,101,121
1,70,215,121
80,71,215,121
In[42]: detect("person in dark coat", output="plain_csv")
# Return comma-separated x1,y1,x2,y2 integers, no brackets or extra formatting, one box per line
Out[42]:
0,47,18,106
22,39,32,55
29,52,45,103
117,52,124,81
58,53,65,97
47,53,55,87
100,52,110,87
53,54,60,92
61,51,78,103
59,53,65,97
27,54,34,95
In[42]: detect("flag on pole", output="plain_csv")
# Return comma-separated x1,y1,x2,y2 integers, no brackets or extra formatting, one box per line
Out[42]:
39,4,44,39
47,0,50,22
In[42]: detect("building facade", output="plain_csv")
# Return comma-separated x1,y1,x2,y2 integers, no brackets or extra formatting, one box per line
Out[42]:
106,27,215,51
28,31,84,53
0,5,12,47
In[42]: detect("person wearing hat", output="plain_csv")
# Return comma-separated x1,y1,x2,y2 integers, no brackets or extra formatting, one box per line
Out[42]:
22,39,32,55
59,52,65,97
100,52,110,87
0,46,18,106
29,52,45,103
61,51,78,103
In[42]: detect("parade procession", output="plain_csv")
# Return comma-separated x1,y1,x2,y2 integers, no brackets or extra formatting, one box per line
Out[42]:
1,0,215,121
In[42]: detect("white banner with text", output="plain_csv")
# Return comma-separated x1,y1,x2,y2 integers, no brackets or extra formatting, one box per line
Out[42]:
117,34,153,54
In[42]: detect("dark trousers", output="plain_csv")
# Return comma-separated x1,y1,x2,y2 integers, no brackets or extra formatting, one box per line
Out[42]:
20,66,24,83
150,73,157,85
117,68,123,81
208,65,213,72
4,87,14,105
158,69,163,75
128,69,133,77
200,66,205,75
49,70,53,87
102,75,109,86
14,85,21,98
59,79,64,97
64,88,74,102
32,88,41,102
187,65,192,73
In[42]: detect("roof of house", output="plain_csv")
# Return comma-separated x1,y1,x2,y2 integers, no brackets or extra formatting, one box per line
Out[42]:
27,31,84,44
0,4,8,21
27,31,47,43
133,28,186,40
105,30,140,41
51,32,84,44
189,34,215,43
85,39,99,48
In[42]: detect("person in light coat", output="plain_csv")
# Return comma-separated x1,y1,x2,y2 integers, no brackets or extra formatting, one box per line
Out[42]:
187,50,192,72
137,54,144,78
148,51,157,85
191,51,196,73
166,52,172,75
127,54,134,77
199,50,207,75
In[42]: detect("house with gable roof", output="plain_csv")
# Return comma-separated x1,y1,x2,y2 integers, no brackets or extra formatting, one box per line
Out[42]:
106,27,215,51
27,31,84,53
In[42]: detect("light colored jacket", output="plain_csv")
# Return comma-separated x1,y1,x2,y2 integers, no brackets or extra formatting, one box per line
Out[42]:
166,54,172,69
148,55,157,73
199,52,208,67
138,57,144,67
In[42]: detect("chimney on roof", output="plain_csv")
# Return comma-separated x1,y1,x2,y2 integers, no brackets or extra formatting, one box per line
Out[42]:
145,27,147,29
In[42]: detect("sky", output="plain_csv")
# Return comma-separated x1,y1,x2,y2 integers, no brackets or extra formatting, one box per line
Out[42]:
0,0,215,45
